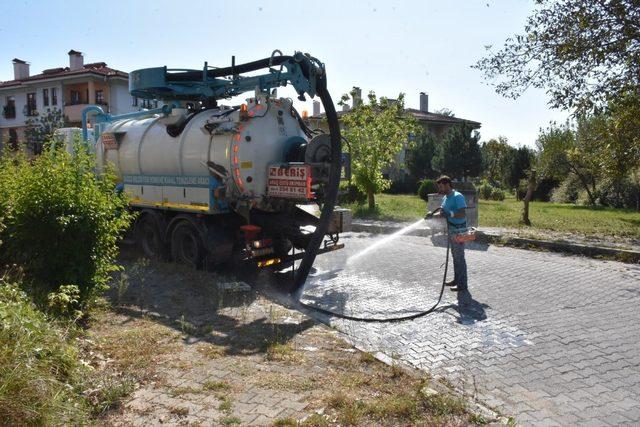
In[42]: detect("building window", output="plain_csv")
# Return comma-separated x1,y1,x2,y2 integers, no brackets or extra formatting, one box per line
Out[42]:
132,97,138,107
51,88,58,105
96,90,105,105
26,93,37,116
70,90,81,105
3,96,16,119
43,88,49,107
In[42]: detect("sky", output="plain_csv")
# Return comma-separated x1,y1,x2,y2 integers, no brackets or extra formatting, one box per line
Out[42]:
0,0,569,147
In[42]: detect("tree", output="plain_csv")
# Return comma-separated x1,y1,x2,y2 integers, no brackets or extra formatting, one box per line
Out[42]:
406,132,437,181
339,91,420,209
432,123,482,180
481,136,512,185
536,119,601,204
504,146,536,189
475,0,640,112
24,108,65,155
521,170,538,225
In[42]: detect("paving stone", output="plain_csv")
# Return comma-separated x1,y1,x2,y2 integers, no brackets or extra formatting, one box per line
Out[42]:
298,232,640,426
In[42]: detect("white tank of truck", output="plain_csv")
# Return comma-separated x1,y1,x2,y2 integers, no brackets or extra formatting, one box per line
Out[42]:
95,96,319,214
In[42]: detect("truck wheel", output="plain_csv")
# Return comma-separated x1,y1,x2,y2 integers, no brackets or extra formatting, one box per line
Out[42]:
170,221,204,268
137,214,164,260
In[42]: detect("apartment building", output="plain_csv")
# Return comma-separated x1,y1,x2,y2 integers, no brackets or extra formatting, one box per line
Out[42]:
0,50,141,152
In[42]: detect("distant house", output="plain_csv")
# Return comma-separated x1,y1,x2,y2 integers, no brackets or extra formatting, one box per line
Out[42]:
0,50,149,154
307,88,481,184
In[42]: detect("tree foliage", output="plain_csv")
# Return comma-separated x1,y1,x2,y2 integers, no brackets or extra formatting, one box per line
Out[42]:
475,0,640,112
481,137,512,185
0,143,134,307
406,132,437,181
536,119,602,204
340,91,421,209
24,107,65,155
431,123,482,180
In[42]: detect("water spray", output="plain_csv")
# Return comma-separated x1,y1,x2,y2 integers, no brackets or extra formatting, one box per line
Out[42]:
295,219,452,323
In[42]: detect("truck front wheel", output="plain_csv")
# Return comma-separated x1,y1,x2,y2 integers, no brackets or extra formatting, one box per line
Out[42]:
170,221,205,268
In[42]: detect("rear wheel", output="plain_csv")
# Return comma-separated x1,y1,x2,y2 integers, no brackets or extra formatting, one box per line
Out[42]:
170,221,205,268
136,214,164,260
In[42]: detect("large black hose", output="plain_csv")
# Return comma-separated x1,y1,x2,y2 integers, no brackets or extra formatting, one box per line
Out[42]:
166,56,294,82
292,74,342,292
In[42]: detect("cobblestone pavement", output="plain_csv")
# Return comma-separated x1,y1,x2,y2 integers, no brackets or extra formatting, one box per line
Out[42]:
297,231,640,426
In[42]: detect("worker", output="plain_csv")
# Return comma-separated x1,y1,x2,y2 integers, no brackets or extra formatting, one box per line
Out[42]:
425,175,468,292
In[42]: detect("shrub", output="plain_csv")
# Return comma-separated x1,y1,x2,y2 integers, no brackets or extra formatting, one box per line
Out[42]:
417,179,437,201
0,145,134,308
0,281,88,424
490,187,506,201
476,179,495,200
339,182,367,205
550,175,582,203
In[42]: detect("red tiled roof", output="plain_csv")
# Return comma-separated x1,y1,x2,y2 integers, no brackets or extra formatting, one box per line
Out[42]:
0,63,128,88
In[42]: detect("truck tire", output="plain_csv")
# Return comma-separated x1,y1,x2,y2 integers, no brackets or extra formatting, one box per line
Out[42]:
136,214,164,260
170,221,205,268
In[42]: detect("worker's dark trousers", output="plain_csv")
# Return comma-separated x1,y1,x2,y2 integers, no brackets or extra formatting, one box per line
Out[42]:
450,237,468,290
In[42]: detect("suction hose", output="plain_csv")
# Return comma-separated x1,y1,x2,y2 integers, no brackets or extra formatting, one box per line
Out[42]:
292,73,342,292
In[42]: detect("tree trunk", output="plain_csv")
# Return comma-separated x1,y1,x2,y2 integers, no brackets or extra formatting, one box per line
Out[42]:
367,189,375,210
521,170,537,226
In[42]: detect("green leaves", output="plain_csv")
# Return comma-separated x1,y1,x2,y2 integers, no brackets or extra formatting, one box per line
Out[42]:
340,91,421,208
0,143,134,309
475,0,640,112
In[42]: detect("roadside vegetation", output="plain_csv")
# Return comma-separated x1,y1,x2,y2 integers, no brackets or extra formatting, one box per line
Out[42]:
0,145,134,424
344,193,640,239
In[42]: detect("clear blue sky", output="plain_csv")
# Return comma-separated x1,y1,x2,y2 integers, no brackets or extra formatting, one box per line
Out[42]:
0,0,567,146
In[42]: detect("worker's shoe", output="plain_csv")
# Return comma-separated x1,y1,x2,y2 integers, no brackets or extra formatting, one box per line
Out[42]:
450,285,468,292
445,280,457,287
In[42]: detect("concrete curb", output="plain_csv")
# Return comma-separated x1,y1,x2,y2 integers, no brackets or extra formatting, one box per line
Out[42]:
351,221,640,264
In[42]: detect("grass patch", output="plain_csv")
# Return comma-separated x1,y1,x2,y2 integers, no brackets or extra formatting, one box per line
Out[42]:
273,417,299,426
0,283,89,424
170,386,202,397
169,406,189,416
346,194,640,239
197,343,226,359
265,341,302,362
92,316,179,378
218,395,233,413
222,415,242,425
203,380,231,391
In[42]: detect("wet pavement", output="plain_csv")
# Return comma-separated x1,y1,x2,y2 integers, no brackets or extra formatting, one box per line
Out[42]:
296,231,640,426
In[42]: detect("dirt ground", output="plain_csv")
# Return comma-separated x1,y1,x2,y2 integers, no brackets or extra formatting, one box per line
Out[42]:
85,255,496,426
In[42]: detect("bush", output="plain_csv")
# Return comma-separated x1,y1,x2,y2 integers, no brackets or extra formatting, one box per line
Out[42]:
550,175,583,203
0,282,88,424
0,146,134,308
594,177,640,209
476,179,495,200
417,179,437,201
490,187,506,201
339,182,367,205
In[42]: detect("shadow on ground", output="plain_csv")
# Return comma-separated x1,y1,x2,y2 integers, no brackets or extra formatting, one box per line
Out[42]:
107,254,314,357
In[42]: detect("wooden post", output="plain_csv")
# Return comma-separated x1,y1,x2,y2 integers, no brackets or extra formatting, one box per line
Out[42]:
521,170,537,226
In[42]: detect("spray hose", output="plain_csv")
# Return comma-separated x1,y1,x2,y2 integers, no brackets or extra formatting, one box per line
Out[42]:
296,227,451,323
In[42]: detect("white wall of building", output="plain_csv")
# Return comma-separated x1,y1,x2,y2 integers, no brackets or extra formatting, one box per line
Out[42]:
109,80,135,115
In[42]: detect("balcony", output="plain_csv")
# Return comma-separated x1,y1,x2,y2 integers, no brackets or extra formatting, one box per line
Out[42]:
2,105,16,119
63,103,109,123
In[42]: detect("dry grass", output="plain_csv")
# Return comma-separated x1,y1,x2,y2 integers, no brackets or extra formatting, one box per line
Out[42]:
91,315,180,379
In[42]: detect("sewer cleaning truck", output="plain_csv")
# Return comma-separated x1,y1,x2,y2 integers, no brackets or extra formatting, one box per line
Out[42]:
80,51,346,290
